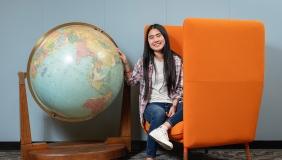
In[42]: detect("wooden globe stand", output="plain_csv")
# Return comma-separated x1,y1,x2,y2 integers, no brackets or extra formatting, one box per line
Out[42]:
18,72,131,160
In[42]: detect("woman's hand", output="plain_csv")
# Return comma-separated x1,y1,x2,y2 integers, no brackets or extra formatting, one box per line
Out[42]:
117,48,132,79
166,107,176,118
117,48,129,66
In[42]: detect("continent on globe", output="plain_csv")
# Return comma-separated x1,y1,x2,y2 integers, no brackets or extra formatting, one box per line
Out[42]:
83,91,113,114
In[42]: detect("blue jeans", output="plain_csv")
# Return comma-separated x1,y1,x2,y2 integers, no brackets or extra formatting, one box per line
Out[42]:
143,102,183,158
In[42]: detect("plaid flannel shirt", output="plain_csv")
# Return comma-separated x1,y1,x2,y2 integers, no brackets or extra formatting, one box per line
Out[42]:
125,55,183,124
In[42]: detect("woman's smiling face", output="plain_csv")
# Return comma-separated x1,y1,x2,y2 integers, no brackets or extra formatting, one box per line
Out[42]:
148,28,165,53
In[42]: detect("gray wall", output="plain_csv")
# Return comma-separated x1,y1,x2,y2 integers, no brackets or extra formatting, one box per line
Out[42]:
1,0,282,142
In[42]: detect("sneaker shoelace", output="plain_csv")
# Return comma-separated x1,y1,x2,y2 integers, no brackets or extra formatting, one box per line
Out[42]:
159,129,169,140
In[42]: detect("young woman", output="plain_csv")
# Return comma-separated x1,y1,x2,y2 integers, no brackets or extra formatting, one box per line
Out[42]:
117,24,183,160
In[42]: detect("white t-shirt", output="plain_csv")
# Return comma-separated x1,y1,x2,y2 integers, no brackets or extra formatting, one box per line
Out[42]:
148,59,172,103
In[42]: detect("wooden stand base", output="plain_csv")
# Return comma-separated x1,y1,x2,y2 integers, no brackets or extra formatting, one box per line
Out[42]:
23,139,128,160
18,72,131,160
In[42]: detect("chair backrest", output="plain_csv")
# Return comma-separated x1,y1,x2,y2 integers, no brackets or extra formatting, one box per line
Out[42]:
182,18,265,148
144,25,183,56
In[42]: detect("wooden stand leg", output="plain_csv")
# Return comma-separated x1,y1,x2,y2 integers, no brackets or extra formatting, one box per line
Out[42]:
183,147,188,160
244,143,251,160
18,72,53,160
119,81,131,152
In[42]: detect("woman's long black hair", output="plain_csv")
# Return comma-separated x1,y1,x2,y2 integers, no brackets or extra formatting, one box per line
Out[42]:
143,24,181,100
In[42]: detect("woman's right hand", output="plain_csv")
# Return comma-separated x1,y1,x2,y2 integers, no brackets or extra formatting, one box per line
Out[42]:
117,48,129,66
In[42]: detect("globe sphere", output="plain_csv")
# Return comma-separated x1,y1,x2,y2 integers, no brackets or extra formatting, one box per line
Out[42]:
27,22,124,122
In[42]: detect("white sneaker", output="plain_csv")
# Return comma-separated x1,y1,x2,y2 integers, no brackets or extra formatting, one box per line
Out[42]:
149,126,173,150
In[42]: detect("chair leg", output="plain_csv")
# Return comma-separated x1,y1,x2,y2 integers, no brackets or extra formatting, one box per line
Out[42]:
183,147,188,160
244,143,251,160
205,147,209,153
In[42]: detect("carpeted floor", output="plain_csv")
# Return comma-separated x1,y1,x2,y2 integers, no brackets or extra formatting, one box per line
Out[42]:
1,149,282,160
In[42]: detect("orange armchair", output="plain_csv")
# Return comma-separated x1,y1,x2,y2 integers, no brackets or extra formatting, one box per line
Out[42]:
144,18,265,160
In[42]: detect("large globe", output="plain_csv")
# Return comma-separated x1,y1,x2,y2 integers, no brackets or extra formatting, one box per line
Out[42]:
27,22,124,122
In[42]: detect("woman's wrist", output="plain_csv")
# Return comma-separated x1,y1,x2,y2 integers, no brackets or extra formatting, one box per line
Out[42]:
171,104,177,110
124,70,132,73
123,62,131,73
123,62,130,66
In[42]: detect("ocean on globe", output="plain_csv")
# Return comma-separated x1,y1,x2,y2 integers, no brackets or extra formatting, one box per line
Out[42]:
27,22,124,122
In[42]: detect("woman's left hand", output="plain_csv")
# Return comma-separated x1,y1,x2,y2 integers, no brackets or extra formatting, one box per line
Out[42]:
166,107,175,118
